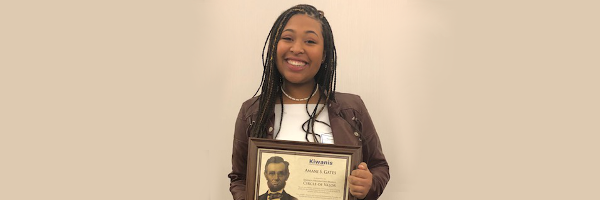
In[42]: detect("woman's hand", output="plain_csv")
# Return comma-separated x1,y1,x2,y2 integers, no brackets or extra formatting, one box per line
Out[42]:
348,162,372,199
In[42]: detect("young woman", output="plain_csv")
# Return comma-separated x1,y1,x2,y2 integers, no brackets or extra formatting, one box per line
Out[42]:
229,4,390,200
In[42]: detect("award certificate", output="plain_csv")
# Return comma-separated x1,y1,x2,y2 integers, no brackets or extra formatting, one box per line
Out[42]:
246,138,361,200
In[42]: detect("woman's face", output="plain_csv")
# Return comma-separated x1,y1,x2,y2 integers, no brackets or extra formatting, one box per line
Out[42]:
276,14,324,86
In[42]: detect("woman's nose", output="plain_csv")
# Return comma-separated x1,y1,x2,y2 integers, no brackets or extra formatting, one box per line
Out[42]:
290,41,304,54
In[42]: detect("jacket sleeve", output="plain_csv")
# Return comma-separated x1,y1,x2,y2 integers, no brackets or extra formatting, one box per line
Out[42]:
228,104,250,200
357,97,390,200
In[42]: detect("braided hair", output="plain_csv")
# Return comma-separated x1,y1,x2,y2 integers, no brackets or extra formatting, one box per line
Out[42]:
251,4,337,140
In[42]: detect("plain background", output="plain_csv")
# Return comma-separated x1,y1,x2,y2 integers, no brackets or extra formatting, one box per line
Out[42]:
1,0,598,199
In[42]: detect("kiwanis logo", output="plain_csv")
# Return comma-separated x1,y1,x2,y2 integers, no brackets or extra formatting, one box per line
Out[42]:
308,158,333,166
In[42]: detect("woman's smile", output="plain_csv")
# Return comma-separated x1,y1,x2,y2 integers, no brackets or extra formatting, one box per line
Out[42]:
285,58,308,71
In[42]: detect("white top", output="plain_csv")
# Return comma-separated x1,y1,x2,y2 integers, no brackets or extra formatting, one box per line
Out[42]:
273,104,334,144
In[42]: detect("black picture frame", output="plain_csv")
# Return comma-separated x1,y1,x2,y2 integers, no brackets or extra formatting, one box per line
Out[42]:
246,138,362,200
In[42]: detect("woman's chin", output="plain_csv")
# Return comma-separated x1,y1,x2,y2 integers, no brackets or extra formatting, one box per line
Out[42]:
283,78,313,85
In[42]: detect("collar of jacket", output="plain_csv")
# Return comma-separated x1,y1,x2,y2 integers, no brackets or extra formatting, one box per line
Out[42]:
259,95,362,146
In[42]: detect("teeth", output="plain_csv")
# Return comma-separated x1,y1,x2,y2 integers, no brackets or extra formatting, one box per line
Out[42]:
287,59,306,66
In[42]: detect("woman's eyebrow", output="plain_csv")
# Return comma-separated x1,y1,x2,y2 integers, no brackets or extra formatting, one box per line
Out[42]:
305,30,319,37
282,29,320,37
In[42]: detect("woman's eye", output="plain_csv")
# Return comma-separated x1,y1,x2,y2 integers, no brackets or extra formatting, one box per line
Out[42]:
281,37,292,41
306,40,316,44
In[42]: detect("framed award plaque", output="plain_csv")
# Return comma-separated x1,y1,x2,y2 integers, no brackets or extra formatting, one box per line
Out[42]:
246,138,362,200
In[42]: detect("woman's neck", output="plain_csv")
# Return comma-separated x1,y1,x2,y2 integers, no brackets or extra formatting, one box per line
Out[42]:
281,81,322,104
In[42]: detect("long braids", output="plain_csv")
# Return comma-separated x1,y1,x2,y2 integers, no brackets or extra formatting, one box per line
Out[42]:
251,4,337,141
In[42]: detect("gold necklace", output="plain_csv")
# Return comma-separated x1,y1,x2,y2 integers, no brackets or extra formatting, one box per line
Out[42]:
281,85,318,101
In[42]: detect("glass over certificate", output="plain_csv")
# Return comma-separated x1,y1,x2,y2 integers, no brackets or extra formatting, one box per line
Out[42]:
246,138,362,200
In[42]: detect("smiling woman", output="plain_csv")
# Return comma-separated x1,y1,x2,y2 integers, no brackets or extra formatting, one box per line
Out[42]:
276,14,324,86
228,4,390,200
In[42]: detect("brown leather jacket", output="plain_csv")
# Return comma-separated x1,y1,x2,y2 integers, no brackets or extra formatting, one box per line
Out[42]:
228,92,390,200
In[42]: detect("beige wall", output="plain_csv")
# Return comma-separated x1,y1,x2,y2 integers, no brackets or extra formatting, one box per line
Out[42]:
1,0,599,199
